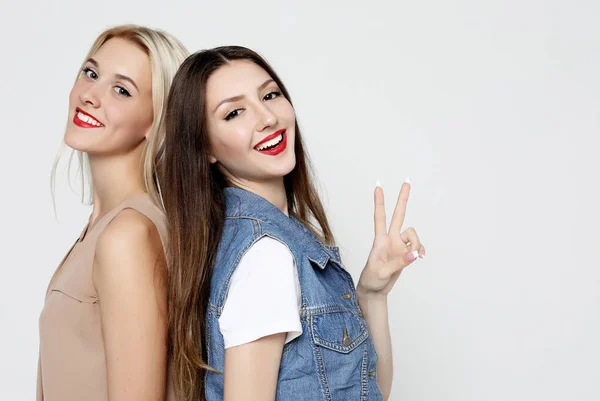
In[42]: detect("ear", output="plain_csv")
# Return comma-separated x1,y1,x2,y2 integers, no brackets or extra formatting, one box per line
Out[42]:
209,155,218,164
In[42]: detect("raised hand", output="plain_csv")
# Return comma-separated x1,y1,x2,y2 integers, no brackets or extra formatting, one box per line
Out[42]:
357,180,425,296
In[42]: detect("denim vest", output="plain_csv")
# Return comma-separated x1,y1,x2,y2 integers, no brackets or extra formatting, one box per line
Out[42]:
205,188,383,401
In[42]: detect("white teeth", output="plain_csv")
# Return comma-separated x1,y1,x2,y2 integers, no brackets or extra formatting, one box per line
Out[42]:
256,134,283,151
77,111,102,127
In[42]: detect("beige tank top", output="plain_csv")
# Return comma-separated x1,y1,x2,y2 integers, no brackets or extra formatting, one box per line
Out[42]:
37,193,174,401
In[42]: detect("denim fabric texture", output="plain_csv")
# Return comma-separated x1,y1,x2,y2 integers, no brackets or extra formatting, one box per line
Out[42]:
205,187,383,401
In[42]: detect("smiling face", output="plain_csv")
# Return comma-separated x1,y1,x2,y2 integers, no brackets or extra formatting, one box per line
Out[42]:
205,59,297,185
64,37,154,156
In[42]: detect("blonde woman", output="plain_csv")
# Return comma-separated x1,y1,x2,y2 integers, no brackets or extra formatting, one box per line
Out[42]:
37,25,188,401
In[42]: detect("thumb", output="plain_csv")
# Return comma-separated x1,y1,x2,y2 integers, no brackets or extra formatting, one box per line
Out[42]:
403,250,419,264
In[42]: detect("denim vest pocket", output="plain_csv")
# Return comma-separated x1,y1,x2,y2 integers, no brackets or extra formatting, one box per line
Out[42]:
310,309,369,353
310,309,371,400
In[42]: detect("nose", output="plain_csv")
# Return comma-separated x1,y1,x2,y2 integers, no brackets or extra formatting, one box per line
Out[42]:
255,103,277,132
79,83,101,108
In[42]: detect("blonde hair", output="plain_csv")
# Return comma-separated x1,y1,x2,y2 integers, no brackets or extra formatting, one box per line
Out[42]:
51,24,189,209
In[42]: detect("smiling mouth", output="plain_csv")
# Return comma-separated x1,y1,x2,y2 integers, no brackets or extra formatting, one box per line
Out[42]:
255,133,284,151
74,108,104,128
254,129,287,156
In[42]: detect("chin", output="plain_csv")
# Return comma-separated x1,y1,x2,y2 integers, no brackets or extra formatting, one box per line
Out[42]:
64,130,106,154
64,130,90,152
272,157,296,178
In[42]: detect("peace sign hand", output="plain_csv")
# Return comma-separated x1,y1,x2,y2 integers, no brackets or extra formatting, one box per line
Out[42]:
357,180,425,296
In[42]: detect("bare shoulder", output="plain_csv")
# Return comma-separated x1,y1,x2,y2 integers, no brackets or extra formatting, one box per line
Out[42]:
94,208,164,278
97,208,161,253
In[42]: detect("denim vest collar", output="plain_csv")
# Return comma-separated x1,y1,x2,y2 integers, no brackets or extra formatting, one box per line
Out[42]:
224,187,341,269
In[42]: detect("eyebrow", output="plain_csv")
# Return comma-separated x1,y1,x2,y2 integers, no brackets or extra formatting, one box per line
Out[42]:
213,79,276,113
258,79,274,91
85,58,140,92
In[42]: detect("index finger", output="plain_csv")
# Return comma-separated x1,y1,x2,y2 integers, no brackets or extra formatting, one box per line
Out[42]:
374,185,387,236
389,180,411,232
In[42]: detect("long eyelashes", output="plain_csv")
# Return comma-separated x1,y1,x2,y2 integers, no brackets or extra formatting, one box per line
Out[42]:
82,67,98,80
263,90,282,101
113,87,131,97
80,67,131,98
225,109,243,121
223,90,283,121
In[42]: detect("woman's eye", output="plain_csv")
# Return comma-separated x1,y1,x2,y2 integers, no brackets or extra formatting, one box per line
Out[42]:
82,67,98,80
114,86,131,97
263,91,281,101
225,109,243,121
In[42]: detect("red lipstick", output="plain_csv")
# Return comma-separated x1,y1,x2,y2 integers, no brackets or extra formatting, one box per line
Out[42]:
254,129,287,156
73,107,104,128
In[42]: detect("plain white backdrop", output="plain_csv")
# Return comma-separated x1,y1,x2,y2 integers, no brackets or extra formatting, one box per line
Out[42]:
1,0,598,399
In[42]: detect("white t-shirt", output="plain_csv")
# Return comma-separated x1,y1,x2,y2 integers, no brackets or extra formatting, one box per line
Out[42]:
218,237,303,349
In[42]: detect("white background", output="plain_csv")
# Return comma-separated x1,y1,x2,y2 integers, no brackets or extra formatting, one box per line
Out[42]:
1,0,599,400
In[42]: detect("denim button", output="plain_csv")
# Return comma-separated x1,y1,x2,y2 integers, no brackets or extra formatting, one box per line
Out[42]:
342,293,352,300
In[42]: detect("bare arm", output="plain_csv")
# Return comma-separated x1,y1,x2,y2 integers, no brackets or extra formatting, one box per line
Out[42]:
93,209,168,401
223,333,286,401
357,290,393,398
357,182,425,400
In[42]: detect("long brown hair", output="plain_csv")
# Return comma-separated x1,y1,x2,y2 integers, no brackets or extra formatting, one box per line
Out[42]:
160,46,334,401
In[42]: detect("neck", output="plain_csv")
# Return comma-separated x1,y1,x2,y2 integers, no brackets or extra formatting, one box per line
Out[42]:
229,176,288,216
87,144,146,225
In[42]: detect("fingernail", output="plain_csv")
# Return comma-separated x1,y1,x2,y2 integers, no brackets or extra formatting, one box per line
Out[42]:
404,250,418,263
404,177,411,184
376,180,381,188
